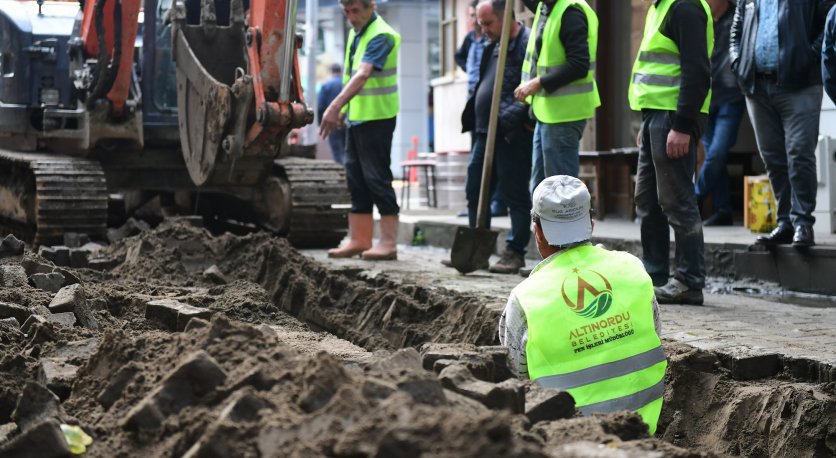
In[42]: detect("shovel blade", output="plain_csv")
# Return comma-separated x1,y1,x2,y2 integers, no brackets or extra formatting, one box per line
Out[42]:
450,226,498,274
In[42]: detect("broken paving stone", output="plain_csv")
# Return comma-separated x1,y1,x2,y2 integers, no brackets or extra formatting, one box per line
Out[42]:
21,314,48,334
0,422,17,443
125,239,154,264
49,338,99,360
0,265,28,287
62,232,90,249
28,272,65,293
87,256,122,271
0,234,25,258
145,299,212,331
11,382,64,432
439,364,524,413
203,265,228,285
52,267,79,287
122,350,227,431
46,312,76,328
370,347,424,373
98,363,140,409
38,358,80,401
68,249,89,269
42,246,70,267
0,419,72,458
73,300,99,331
48,283,86,313
107,217,150,243
20,258,54,276
0,301,32,324
0,317,20,328
525,387,576,424
420,342,480,370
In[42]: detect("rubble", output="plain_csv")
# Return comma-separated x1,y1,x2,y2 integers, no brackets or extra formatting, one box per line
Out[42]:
0,265,27,287
0,234,25,258
145,299,212,331
48,284,86,313
28,272,65,293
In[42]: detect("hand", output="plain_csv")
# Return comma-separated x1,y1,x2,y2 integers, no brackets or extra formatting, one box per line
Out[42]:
319,104,340,138
514,78,541,103
666,129,691,159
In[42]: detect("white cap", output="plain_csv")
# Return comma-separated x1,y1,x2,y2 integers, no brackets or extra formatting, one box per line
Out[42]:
532,175,592,246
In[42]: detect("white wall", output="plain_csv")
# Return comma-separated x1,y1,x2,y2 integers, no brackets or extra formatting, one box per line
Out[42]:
378,3,431,177
816,95,836,234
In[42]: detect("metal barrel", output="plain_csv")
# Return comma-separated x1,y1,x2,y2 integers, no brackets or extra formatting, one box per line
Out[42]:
435,149,469,210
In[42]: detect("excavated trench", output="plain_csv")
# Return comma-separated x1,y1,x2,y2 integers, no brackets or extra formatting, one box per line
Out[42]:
1,219,834,457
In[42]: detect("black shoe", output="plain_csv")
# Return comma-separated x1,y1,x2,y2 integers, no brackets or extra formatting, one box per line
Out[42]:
792,225,815,248
441,258,489,270
755,224,794,246
703,211,733,227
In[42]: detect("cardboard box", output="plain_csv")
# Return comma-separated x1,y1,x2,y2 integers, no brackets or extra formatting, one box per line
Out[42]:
744,175,777,233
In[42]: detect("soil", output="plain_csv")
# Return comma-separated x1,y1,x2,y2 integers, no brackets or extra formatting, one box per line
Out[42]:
0,219,834,457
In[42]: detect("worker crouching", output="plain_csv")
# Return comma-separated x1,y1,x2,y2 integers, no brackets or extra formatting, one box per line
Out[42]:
499,175,667,434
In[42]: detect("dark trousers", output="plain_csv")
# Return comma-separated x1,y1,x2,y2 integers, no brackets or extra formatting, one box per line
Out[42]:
465,132,533,255
745,80,821,228
328,128,346,165
635,110,705,289
695,100,746,215
345,118,399,215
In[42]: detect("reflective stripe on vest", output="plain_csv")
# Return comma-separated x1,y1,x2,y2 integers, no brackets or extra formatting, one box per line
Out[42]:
536,346,666,389
342,16,400,121
628,0,713,113
512,245,666,434
521,0,600,123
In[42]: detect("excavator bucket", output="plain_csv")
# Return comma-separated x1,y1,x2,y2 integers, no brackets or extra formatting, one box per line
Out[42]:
171,0,251,186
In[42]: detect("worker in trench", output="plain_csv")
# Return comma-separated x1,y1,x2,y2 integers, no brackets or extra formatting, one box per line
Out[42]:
320,0,401,261
499,176,666,434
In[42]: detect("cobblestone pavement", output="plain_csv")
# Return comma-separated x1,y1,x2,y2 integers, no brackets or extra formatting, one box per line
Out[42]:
304,243,836,370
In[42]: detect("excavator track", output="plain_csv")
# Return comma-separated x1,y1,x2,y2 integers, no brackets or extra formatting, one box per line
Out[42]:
276,158,350,249
0,149,108,245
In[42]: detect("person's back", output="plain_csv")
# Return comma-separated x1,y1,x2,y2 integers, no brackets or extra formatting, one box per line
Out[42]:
317,63,347,165
825,5,836,104
500,176,666,434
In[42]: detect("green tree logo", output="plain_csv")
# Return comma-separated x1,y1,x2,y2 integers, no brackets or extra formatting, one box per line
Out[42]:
561,269,613,319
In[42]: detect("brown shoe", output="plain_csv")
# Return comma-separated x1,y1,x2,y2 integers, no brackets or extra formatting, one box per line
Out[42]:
329,213,373,258
489,249,525,274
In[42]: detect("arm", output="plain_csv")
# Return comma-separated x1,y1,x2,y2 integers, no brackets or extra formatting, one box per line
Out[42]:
514,7,589,101
825,6,836,103
498,295,529,379
455,32,473,73
813,1,836,57
319,63,373,138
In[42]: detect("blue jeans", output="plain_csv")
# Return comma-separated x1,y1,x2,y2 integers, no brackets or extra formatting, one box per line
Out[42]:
530,119,586,193
745,80,821,227
345,118,399,215
328,128,346,165
695,101,745,215
466,132,533,255
635,110,705,289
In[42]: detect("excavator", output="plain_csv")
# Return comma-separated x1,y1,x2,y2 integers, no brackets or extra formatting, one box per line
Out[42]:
0,0,349,247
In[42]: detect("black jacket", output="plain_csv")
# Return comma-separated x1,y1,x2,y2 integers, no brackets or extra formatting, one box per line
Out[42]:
730,0,835,94
461,25,533,143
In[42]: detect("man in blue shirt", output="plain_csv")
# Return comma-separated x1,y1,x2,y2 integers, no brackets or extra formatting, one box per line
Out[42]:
317,63,346,164
825,5,836,104
320,0,400,261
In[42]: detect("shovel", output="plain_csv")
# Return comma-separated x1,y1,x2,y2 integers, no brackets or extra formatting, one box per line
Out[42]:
450,0,515,274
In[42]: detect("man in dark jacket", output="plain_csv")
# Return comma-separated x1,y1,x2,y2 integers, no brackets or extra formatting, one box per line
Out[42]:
825,5,836,103
730,0,835,248
458,0,534,274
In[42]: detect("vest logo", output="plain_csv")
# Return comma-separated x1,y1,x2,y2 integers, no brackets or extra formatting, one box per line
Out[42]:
561,268,613,319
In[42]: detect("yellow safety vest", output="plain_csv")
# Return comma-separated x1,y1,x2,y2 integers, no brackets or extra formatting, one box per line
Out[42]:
512,245,667,434
628,0,713,113
342,15,400,121
521,0,600,123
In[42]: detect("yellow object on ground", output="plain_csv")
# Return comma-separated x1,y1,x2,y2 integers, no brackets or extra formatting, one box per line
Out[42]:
744,175,778,233
61,424,93,455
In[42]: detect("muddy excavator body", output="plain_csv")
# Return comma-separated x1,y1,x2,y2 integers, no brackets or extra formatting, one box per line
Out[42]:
0,0,348,247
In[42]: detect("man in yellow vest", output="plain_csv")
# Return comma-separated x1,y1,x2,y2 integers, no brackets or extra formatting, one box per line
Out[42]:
628,0,712,305
499,175,665,434
320,0,400,261
513,0,600,193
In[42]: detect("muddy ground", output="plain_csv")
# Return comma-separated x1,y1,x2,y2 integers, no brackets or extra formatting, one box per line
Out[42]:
0,219,834,457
